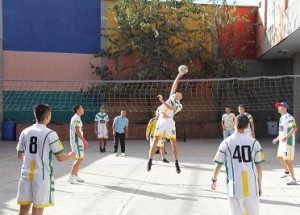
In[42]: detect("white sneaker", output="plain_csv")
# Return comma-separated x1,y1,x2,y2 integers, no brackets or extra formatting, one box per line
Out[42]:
68,175,79,184
114,153,119,157
281,172,290,178
287,178,297,185
120,153,126,157
74,175,84,183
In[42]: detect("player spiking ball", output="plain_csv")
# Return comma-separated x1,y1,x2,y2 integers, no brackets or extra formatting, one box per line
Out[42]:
147,65,188,174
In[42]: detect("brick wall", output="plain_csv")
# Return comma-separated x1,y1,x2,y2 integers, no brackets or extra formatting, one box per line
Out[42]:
16,121,269,141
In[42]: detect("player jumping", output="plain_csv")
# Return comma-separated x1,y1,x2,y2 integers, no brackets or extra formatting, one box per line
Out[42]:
147,72,185,174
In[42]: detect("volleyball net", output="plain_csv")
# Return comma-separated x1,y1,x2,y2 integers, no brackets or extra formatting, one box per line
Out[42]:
0,75,297,114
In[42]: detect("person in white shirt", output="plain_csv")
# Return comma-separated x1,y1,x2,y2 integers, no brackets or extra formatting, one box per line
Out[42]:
68,104,89,184
16,104,75,215
94,106,109,153
238,104,255,138
211,114,264,215
272,102,298,185
221,106,235,139
147,72,186,174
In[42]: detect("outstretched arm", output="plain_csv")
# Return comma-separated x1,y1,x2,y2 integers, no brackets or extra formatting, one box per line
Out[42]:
171,73,184,94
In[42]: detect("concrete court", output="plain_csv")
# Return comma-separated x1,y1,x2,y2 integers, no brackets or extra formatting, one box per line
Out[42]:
0,138,300,215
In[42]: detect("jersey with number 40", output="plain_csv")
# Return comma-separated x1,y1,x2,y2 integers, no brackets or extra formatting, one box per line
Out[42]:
16,124,64,181
213,133,265,198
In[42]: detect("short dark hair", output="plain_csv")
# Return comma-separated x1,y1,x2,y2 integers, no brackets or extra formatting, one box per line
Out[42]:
225,106,231,109
34,104,51,122
236,115,249,130
238,104,245,109
73,104,82,113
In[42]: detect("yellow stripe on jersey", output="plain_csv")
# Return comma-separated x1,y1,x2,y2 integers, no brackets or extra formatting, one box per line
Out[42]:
260,150,265,161
29,160,36,182
162,108,168,114
58,140,64,151
291,120,296,127
242,171,249,197
75,121,81,128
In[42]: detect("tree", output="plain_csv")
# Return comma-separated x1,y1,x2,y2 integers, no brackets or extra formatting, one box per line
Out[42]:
93,0,258,80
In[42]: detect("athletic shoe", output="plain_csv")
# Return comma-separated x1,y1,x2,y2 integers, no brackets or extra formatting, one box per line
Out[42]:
100,148,103,153
147,160,152,171
120,153,126,157
74,175,84,183
114,153,119,157
175,163,181,174
68,175,79,184
281,172,290,178
162,159,169,163
287,178,297,185
103,148,106,153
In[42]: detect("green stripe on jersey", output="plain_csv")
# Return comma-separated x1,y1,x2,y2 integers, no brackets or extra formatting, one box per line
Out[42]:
42,131,54,180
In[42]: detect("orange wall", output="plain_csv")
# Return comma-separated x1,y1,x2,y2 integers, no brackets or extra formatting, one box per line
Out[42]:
3,51,100,81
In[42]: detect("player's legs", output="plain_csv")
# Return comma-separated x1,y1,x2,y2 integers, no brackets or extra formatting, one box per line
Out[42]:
223,129,229,139
120,133,126,153
170,138,181,174
114,133,120,154
98,139,103,152
103,139,107,152
32,207,44,215
147,136,160,171
160,147,169,163
285,160,295,179
277,156,289,173
71,159,83,176
19,204,31,215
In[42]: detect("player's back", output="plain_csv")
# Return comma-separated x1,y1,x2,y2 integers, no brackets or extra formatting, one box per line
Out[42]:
224,133,262,198
18,124,58,180
70,114,83,143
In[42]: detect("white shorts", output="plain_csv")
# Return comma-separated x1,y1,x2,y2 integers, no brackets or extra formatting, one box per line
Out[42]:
17,176,55,208
229,196,259,215
277,142,294,160
97,125,108,139
154,117,176,139
150,135,165,148
71,141,84,160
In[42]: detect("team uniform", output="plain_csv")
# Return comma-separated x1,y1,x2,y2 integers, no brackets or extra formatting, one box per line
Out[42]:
214,133,265,215
154,93,182,139
240,112,254,135
16,124,64,208
70,114,84,160
95,112,109,139
278,113,297,160
222,113,236,138
146,117,165,147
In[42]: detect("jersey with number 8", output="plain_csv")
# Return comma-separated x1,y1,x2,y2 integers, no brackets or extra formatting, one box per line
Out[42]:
213,133,265,198
16,124,64,180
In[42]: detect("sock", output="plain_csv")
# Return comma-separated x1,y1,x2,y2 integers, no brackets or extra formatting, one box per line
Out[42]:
175,160,179,165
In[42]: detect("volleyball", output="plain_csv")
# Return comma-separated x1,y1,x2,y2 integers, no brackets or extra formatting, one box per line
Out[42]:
178,65,188,74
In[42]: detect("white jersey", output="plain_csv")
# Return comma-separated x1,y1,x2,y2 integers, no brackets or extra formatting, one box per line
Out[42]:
214,133,265,198
70,114,83,145
95,112,109,134
279,113,296,146
222,113,235,129
16,124,64,181
239,112,253,134
157,93,182,118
